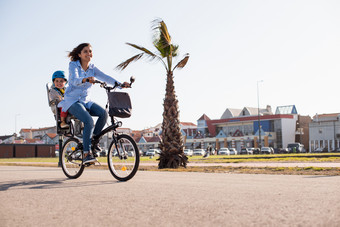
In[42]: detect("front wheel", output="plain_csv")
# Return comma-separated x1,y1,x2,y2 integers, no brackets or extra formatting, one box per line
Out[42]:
61,138,85,179
108,134,139,181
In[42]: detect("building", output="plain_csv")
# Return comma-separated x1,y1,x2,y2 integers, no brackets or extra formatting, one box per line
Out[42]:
187,105,310,151
0,135,15,144
309,113,340,152
137,135,162,153
133,122,197,152
42,133,58,144
20,127,56,140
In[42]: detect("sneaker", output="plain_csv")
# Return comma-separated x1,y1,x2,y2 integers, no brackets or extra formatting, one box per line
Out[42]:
83,154,96,164
92,151,98,158
60,122,69,129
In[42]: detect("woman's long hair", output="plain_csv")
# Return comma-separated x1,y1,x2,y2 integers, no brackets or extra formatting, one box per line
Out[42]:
68,43,91,61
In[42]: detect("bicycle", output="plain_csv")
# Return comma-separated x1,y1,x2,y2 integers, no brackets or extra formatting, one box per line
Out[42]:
60,77,139,181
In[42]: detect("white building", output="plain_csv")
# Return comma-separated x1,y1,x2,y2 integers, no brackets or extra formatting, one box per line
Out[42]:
309,113,340,152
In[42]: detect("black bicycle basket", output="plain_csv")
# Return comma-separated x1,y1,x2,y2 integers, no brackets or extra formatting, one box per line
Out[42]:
108,91,132,118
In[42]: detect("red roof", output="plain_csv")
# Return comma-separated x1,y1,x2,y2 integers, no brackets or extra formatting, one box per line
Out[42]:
144,136,161,143
20,126,55,133
20,129,31,133
46,133,57,139
198,114,211,121
131,130,142,142
181,122,197,126
313,113,340,119
25,138,42,144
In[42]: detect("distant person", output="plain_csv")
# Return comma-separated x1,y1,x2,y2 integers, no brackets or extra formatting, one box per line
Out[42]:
58,43,130,164
49,70,69,129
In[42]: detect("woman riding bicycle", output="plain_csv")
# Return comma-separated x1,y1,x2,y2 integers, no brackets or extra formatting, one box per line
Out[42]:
58,43,130,164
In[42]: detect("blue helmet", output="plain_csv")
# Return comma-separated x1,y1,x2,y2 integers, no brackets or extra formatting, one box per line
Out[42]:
52,70,67,82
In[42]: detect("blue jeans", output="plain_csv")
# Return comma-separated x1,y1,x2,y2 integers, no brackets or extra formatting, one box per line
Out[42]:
68,102,108,152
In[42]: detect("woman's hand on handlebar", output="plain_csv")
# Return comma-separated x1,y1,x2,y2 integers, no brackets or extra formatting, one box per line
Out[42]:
120,82,131,88
83,77,95,84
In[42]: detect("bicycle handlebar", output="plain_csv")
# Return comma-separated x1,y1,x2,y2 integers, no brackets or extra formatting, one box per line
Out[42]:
86,76,135,91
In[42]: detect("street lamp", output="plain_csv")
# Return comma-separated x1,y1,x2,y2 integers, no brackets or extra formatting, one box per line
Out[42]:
15,114,20,139
257,80,263,149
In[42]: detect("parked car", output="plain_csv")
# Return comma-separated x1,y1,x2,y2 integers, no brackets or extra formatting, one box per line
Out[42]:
218,148,230,155
193,149,205,156
145,149,160,156
332,148,340,153
261,147,273,154
184,149,193,156
312,147,324,153
278,148,289,154
252,148,260,155
287,143,304,153
229,148,237,155
240,148,253,155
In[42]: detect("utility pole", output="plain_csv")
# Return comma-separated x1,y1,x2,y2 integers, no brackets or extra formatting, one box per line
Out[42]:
15,114,20,139
257,80,263,149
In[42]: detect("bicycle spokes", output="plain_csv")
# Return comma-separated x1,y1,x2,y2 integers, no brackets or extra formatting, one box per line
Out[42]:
61,138,85,179
107,134,139,181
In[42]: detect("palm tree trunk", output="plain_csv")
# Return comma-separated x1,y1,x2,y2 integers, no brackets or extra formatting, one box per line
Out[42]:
158,71,188,168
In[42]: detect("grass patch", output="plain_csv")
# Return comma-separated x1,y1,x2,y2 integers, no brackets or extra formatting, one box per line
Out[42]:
148,166,340,176
0,157,59,163
1,153,340,164
1,161,339,175
188,153,340,163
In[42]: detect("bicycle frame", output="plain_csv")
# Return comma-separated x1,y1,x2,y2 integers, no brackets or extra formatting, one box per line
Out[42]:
60,76,139,181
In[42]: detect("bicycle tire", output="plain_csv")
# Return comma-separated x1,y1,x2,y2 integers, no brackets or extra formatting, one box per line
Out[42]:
107,134,139,181
61,138,85,179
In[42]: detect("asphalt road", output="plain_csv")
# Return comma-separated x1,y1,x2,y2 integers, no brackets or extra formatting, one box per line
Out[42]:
0,166,339,227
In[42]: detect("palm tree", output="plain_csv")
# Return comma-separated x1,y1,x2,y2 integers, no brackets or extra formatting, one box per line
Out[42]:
116,19,189,169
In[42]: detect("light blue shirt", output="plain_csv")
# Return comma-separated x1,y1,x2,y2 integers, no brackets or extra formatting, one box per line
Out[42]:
58,60,120,112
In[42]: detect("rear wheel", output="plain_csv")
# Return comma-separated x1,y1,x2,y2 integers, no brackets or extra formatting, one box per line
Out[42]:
108,134,139,181
61,138,85,179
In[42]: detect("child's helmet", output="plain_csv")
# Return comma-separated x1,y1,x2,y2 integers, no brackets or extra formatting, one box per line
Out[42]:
52,71,67,82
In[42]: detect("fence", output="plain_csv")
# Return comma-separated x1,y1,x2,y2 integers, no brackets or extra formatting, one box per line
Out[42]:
0,144,56,158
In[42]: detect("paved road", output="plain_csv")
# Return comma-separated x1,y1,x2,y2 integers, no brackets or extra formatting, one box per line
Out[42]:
0,166,339,227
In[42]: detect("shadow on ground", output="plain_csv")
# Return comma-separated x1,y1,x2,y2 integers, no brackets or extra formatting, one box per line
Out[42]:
0,178,121,191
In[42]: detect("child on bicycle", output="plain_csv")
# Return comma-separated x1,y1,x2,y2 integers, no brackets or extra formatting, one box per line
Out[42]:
49,70,69,129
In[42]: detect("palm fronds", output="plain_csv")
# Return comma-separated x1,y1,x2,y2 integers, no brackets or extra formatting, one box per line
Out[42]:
126,43,157,58
152,19,172,48
173,54,189,70
116,43,159,71
152,19,175,58
116,53,143,71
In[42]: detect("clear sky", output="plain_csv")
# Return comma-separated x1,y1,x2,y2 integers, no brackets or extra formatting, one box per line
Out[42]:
1,0,340,135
